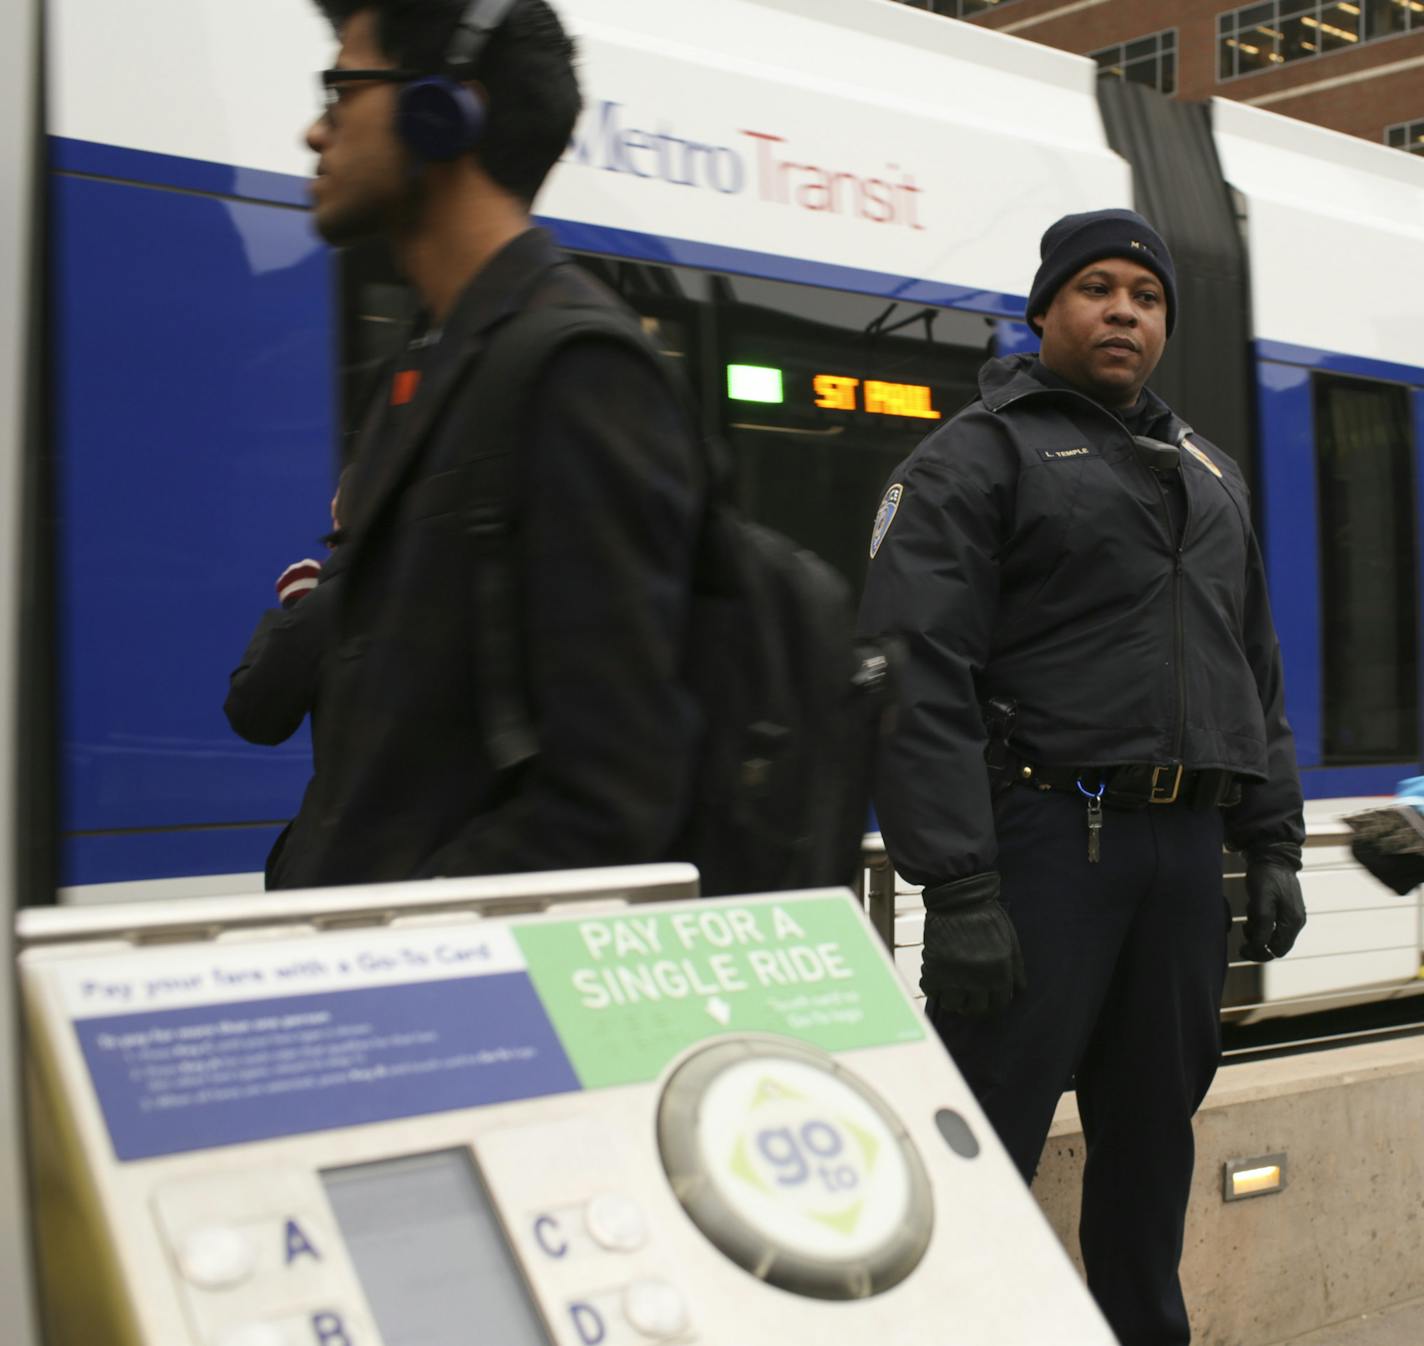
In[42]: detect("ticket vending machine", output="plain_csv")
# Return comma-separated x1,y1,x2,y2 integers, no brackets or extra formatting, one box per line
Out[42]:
20,866,1115,1346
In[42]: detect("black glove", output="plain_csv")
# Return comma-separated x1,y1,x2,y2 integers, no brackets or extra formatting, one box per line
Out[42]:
1241,841,1307,961
1350,834,1424,896
920,872,1026,1016
1346,806,1424,896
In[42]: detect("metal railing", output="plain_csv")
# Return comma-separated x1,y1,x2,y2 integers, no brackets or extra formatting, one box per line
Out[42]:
859,824,1424,1029
858,832,897,951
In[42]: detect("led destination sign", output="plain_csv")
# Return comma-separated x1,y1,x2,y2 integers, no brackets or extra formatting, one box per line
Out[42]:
727,364,942,421
814,374,940,419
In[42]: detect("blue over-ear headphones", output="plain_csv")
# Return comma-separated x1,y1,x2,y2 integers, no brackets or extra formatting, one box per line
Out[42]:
397,0,520,161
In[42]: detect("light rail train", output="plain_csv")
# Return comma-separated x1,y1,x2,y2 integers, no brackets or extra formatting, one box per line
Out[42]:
36,2,1424,1008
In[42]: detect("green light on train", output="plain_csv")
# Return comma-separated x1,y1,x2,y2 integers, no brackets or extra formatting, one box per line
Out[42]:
727,364,784,403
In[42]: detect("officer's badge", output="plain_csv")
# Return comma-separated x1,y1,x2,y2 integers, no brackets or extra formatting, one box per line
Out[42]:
869,483,903,559
1182,438,1223,479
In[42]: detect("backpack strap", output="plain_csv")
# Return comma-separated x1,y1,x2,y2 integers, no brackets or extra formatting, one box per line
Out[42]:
455,303,677,773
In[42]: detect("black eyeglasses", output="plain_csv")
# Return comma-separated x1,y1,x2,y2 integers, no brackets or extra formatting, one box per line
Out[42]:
317,67,420,114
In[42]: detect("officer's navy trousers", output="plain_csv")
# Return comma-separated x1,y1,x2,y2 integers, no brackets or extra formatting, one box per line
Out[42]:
931,785,1229,1346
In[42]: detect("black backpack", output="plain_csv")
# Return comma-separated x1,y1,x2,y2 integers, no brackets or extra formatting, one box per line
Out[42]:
458,302,896,897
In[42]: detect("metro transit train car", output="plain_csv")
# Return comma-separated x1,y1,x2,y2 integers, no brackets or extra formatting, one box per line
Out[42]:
42,0,1424,1018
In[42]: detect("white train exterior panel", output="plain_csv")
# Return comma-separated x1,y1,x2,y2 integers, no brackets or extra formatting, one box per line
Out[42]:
1212,98,1424,373
1261,946,1423,1001
47,0,330,180
49,0,1131,309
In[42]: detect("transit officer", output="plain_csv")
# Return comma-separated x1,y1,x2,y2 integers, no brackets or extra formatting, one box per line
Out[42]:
858,209,1306,1345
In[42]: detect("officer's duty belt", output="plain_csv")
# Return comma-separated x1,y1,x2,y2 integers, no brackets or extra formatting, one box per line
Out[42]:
1011,761,1242,810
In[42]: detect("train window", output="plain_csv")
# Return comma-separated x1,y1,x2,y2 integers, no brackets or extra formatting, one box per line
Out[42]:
1314,375,1419,765
709,274,988,595
338,247,993,596
338,240,418,458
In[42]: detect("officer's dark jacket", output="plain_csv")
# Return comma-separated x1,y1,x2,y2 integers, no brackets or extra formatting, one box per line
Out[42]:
858,354,1304,889
265,228,703,889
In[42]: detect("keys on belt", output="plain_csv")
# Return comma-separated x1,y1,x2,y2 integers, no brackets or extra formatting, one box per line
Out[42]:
1076,778,1105,863
1003,762,1239,865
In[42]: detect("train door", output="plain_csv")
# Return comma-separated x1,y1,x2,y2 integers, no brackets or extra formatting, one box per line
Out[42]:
1253,355,1424,1003
1258,365,1423,793
1204,97,1424,1016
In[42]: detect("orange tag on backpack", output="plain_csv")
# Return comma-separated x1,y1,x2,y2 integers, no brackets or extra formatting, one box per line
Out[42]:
390,369,421,406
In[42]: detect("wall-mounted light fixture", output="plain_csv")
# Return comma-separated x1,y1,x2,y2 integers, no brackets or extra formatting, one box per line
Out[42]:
1223,1153,1287,1202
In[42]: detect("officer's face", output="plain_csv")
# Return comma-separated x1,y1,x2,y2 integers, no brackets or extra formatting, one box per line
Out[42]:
305,10,415,246
1034,258,1167,409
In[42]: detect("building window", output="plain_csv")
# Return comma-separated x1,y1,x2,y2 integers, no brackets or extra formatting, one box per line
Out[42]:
890,0,1023,16
1386,117,1424,153
1315,375,1418,765
1364,0,1424,38
1090,29,1178,94
1218,0,1422,80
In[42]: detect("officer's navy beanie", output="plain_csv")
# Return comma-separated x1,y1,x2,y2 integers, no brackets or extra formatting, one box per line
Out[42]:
1026,208,1177,337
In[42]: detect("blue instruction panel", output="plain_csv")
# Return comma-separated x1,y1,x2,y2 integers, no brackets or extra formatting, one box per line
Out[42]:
57,926,580,1161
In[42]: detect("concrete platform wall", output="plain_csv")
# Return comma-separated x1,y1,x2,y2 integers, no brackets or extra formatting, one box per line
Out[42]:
1030,1039,1424,1346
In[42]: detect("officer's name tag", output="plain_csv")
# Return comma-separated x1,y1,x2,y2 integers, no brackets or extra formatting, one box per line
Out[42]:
1040,445,1095,461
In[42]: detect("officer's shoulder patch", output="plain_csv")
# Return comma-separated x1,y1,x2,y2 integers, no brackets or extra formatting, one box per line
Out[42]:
1181,437,1223,479
869,483,904,559
1039,445,1096,462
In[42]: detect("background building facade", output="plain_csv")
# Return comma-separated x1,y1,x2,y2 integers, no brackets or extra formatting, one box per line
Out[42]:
896,0,1424,154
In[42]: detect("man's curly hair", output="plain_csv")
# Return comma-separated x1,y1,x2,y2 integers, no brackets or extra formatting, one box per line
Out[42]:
316,0,580,204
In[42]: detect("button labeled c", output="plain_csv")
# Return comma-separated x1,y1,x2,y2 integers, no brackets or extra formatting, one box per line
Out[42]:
584,1193,647,1252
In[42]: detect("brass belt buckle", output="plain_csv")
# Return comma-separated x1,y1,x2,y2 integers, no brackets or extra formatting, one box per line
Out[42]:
1150,763,1183,805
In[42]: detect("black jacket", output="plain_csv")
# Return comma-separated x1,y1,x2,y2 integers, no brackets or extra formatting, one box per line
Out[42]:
858,354,1304,889
224,578,338,748
264,229,703,889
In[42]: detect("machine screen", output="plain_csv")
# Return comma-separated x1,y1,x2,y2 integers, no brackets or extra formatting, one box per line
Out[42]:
321,1149,549,1346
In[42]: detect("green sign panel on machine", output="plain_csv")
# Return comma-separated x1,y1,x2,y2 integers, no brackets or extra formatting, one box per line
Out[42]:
513,893,923,1089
